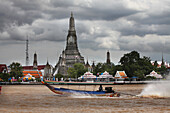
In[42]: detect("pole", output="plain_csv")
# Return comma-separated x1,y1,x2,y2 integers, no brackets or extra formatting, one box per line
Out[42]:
0,86,1,94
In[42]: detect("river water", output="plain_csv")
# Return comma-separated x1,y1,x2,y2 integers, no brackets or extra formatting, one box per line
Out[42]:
0,84,170,113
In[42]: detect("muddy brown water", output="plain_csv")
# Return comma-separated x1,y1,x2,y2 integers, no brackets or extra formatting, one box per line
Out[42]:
0,85,170,113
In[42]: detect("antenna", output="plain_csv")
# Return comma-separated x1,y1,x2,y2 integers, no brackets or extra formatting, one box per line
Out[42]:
26,36,29,66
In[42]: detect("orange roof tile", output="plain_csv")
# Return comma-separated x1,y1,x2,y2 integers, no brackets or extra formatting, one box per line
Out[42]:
119,72,125,76
22,70,42,78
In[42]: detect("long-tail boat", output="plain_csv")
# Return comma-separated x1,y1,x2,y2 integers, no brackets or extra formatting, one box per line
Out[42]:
41,81,120,97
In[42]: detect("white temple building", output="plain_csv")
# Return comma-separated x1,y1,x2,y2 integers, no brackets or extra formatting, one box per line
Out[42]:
115,71,128,79
146,70,163,79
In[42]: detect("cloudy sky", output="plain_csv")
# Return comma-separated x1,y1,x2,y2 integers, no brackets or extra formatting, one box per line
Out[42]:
0,0,170,66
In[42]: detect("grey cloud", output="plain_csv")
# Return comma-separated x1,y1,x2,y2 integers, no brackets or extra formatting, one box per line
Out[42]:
1,0,170,65
30,19,68,42
11,0,42,11
131,11,170,25
118,23,170,36
118,35,170,53
50,0,74,8
0,0,43,32
119,9,170,36
75,7,138,21
79,40,99,51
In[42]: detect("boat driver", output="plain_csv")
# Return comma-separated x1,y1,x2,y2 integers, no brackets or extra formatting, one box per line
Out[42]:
99,85,103,91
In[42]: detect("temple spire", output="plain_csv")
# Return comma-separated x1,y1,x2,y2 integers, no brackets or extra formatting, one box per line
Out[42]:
71,12,73,17
33,52,38,69
69,12,75,31
54,13,84,76
161,52,164,66
46,57,49,65
106,50,111,64
86,57,90,67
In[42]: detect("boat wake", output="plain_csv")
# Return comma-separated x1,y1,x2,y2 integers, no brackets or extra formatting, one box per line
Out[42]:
138,81,170,98
70,92,130,98
69,91,94,98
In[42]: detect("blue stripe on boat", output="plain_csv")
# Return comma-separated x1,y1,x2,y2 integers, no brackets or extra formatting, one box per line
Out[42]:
54,88,106,94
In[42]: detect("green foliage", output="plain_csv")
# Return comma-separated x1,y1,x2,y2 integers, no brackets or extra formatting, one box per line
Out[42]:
93,63,115,76
35,78,41,82
17,79,22,82
55,73,64,80
0,73,11,81
73,63,87,77
93,62,103,75
146,76,156,80
134,70,144,79
157,65,167,77
9,62,23,79
119,51,154,79
67,67,77,78
67,63,87,78
120,51,140,65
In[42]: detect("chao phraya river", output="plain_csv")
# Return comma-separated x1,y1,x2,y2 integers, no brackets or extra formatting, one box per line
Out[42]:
0,84,170,113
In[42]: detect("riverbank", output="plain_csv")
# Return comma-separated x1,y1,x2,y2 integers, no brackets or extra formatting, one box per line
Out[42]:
0,80,167,85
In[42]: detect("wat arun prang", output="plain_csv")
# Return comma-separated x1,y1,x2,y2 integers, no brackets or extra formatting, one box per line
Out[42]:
53,13,85,76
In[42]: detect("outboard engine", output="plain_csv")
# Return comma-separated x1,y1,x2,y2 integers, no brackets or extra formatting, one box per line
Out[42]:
105,87,114,93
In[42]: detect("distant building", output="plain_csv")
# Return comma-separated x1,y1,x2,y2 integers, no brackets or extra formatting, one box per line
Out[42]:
106,50,111,64
22,53,46,79
115,71,128,79
84,59,90,71
151,61,170,68
23,70,43,78
85,59,90,68
53,12,85,76
91,61,95,72
99,71,113,79
44,60,53,80
33,52,38,69
161,52,165,66
146,70,163,79
151,53,170,68
22,65,45,71
0,64,8,73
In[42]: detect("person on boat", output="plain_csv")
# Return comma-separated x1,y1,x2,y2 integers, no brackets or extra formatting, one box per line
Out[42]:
99,85,103,91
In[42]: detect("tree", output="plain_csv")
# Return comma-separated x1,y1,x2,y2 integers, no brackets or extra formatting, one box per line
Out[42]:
55,73,64,81
119,51,154,79
120,51,140,65
67,67,77,78
0,73,11,81
9,62,23,79
134,70,144,80
157,65,167,77
93,62,103,75
67,63,87,79
73,63,87,77
93,62,115,76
